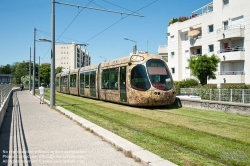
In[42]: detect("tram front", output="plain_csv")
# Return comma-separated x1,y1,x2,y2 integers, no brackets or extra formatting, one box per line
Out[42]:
129,56,176,106
146,59,176,105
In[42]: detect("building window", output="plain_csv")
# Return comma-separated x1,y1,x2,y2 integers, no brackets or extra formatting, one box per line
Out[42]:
171,68,175,74
223,0,229,6
170,35,174,43
209,44,214,52
208,25,214,32
185,50,189,58
223,21,228,30
171,52,175,59
184,33,188,41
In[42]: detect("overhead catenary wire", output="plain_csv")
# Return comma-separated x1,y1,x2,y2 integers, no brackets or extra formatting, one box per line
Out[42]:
37,0,158,61
55,0,94,42
37,1,250,62
84,0,158,43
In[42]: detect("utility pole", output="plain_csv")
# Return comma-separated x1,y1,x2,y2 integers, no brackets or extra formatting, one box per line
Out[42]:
147,39,148,53
33,28,36,96
50,0,55,108
38,56,40,87
29,47,31,91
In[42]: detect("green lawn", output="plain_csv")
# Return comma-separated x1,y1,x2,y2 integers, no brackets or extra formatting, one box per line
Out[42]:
42,89,250,166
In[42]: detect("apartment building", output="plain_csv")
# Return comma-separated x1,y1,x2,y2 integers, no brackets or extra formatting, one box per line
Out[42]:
55,42,91,71
159,0,250,87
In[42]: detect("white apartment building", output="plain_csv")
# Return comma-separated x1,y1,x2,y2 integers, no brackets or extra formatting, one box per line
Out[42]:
55,42,91,72
159,0,250,87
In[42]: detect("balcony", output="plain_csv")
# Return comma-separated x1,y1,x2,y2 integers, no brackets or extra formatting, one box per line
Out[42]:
218,71,245,84
191,54,202,58
158,45,168,54
190,36,202,47
217,47,245,61
217,25,245,41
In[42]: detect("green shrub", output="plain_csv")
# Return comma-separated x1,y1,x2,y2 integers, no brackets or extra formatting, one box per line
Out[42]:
174,79,199,94
168,18,178,26
178,16,189,22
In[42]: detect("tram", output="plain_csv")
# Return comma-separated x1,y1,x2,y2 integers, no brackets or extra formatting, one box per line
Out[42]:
56,53,177,106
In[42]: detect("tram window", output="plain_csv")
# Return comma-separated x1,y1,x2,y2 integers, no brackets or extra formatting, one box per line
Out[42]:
102,68,118,90
110,68,118,90
84,72,89,88
131,65,150,91
102,69,109,89
70,74,76,87
56,77,59,87
147,59,173,90
79,73,84,95
61,76,68,86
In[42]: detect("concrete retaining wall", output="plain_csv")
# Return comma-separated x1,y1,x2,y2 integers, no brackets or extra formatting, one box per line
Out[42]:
179,98,250,115
0,91,12,129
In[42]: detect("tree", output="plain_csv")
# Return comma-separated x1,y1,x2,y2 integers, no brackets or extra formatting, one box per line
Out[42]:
14,62,29,84
188,54,220,85
0,64,12,74
40,63,51,84
55,66,63,75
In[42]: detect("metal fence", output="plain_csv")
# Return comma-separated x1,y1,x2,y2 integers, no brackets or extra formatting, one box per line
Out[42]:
180,88,250,104
0,84,12,108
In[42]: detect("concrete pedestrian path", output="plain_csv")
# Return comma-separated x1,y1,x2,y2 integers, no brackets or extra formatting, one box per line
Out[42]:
0,90,176,166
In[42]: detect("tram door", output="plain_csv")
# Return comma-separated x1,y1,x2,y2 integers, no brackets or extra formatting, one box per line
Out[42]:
90,71,96,97
120,67,127,102
79,73,84,96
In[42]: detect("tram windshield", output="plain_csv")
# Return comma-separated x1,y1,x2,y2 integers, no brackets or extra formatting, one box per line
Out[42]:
146,59,173,90
131,64,151,91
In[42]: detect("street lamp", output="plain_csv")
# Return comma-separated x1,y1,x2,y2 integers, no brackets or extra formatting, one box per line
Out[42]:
99,56,107,62
39,38,52,42
124,37,137,54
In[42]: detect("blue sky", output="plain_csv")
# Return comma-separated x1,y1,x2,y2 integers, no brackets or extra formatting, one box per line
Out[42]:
0,0,212,66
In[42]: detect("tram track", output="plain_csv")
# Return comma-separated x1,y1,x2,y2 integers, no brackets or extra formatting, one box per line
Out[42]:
54,95,237,166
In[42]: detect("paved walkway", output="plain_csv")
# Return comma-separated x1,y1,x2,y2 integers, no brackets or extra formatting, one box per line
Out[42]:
0,90,144,166
0,90,177,166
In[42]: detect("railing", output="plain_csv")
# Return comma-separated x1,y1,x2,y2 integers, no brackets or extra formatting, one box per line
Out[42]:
191,54,202,58
158,45,168,48
180,88,250,104
217,25,245,33
217,47,245,53
190,2,213,19
0,84,12,108
218,71,245,75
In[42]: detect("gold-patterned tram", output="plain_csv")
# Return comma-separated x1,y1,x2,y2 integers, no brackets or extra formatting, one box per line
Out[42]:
56,53,178,106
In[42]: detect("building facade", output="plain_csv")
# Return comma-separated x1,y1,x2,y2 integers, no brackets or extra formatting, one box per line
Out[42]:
0,74,12,84
55,42,90,71
159,0,250,87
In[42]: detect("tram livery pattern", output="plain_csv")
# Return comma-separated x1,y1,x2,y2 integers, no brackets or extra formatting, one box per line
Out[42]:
56,53,176,106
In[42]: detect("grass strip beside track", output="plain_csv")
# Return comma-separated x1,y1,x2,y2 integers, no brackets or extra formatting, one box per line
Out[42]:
42,90,250,166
